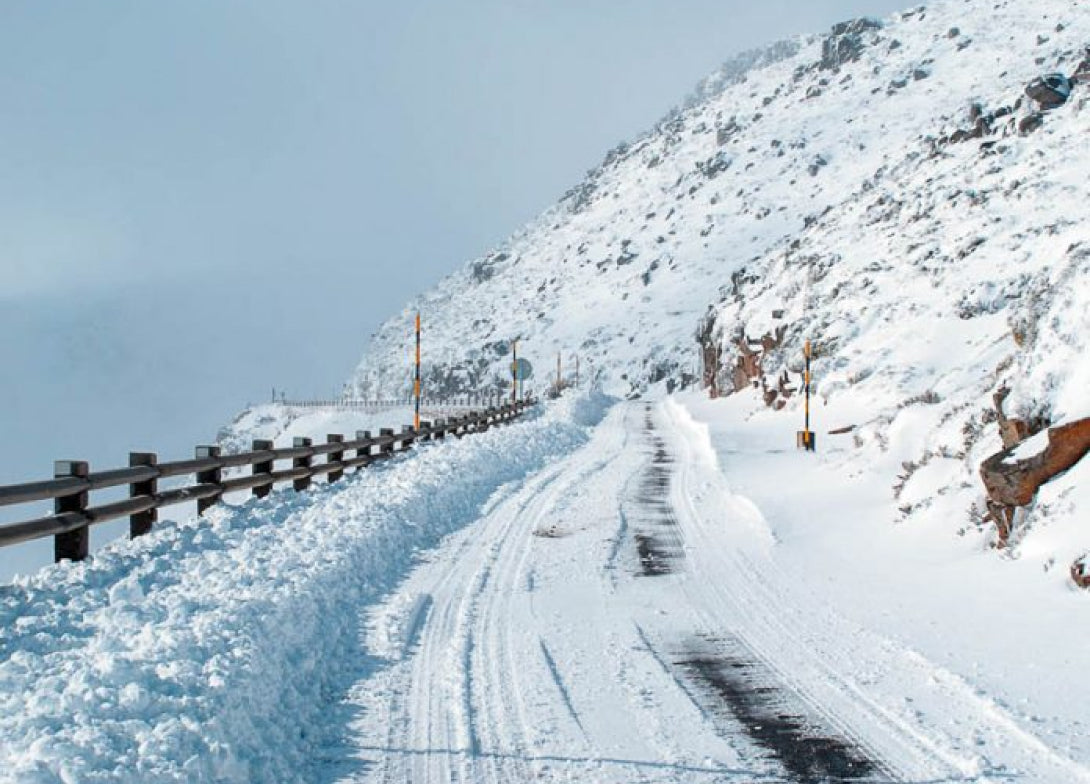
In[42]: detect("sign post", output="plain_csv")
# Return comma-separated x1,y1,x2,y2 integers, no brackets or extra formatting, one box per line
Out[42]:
796,339,816,452
414,312,422,430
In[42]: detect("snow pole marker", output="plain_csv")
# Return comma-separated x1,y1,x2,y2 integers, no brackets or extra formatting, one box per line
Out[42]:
414,312,422,430
796,339,816,452
511,339,519,404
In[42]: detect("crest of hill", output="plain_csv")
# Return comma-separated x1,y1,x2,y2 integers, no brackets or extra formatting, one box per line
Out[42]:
349,0,1087,418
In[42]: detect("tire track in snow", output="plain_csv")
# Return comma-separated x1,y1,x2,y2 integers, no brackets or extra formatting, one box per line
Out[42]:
368,418,632,783
630,405,889,783
658,398,1090,783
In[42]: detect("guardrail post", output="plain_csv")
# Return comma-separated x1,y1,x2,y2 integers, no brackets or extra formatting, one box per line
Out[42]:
402,425,415,452
380,428,395,457
129,452,158,538
196,446,222,515
54,460,89,563
293,437,312,491
355,431,372,469
327,434,345,483
252,439,275,498
435,419,446,439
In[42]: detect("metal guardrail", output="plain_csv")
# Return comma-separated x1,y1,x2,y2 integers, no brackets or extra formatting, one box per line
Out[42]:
0,400,534,564
278,394,505,411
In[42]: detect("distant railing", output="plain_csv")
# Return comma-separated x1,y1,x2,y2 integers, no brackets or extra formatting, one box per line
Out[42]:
0,400,535,565
280,394,506,412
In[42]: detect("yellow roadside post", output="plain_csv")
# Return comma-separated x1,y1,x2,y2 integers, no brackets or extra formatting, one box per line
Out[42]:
413,312,422,430
511,339,519,403
796,339,816,452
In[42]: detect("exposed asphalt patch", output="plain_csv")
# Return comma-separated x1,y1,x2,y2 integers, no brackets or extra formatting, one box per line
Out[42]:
629,406,684,576
674,635,884,783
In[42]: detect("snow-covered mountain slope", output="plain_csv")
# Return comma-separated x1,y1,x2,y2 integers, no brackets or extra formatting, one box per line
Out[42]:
348,0,1089,566
350,0,1089,409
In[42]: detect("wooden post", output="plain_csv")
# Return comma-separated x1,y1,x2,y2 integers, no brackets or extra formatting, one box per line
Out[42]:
54,460,89,563
196,446,222,515
380,428,395,457
293,437,312,491
402,425,415,452
355,431,372,469
252,439,275,498
129,452,157,538
327,434,345,483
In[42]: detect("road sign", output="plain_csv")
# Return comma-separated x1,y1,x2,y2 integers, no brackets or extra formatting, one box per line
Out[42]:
512,358,533,381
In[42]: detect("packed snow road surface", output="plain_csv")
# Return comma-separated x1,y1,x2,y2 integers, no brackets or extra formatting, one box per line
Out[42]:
321,399,1090,784
3,393,1087,783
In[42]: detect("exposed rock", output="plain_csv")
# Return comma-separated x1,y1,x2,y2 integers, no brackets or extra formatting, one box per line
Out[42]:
821,18,883,70
722,325,788,398
808,155,828,176
980,417,1090,533
992,387,1047,449
1072,555,1090,590
1018,112,1045,136
697,151,732,178
1073,53,1090,85
696,310,722,397
1025,73,1072,110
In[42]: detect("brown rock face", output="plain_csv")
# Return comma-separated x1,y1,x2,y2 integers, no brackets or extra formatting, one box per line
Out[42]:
992,386,1047,449
1071,555,1090,590
980,417,1090,508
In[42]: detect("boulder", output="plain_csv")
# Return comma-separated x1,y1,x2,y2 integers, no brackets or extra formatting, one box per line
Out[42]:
1072,555,1090,590
980,417,1090,508
821,18,882,70
1018,113,1044,136
1025,73,1072,110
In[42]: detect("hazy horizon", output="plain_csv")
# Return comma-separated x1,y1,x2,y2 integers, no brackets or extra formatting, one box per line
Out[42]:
0,0,910,578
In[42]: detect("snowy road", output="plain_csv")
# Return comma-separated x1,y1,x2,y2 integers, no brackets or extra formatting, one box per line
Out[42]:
4,395,1086,783
319,400,1090,784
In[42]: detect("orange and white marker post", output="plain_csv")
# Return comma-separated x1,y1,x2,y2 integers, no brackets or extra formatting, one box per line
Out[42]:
511,339,519,404
797,339,816,452
414,312,422,430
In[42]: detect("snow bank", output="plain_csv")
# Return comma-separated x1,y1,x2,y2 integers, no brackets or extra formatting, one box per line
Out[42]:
0,391,612,783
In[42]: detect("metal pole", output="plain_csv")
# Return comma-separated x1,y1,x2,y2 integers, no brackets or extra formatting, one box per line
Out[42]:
414,312,422,430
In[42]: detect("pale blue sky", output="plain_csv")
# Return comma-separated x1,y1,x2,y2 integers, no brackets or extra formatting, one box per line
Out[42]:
0,0,908,575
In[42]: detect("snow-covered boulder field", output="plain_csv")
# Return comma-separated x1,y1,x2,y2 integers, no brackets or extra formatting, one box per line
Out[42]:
347,0,1089,574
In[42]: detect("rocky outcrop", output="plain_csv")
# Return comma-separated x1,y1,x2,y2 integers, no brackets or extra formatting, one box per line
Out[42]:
992,386,1048,449
724,324,792,405
1071,555,1090,590
980,417,1090,545
1025,73,1072,110
1072,52,1090,85
696,311,723,397
821,18,882,70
